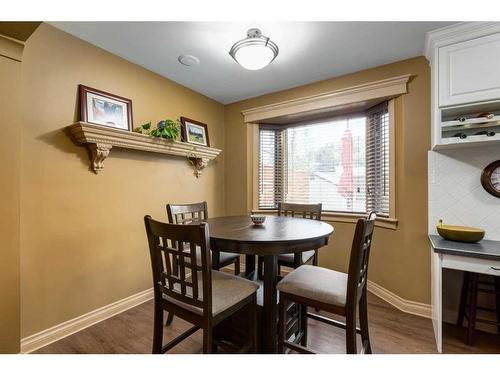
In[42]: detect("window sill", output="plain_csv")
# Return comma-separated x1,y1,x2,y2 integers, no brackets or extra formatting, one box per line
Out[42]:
251,210,399,230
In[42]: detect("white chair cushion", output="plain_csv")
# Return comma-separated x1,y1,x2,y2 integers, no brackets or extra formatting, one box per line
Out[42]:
164,270,259,316
277,265,347,307
277,250,315,265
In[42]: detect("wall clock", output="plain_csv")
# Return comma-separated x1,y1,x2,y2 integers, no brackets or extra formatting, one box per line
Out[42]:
481,160,500,198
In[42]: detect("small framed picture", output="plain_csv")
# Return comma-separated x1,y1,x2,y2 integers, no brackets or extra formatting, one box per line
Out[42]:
180,117,210,147
79,85,133,131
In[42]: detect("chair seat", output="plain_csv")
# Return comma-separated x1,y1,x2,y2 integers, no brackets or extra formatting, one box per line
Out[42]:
277,250,315,265
164,270,259,316
218,251,240,265
277,265,347,307
182,245,239,267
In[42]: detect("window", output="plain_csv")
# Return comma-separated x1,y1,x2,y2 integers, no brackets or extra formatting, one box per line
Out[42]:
258,101,390,216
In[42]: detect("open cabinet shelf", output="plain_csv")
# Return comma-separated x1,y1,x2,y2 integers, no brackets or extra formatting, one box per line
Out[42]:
435,104,500,149
68,122,222,177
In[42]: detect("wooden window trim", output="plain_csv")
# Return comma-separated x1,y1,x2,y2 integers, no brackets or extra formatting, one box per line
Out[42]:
241,74,411,123
246,77,408,228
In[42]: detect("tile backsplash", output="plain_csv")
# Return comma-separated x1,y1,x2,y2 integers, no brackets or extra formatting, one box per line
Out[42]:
428,146,500,240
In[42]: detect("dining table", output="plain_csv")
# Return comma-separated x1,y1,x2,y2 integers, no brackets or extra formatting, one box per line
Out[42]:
205,215,334,353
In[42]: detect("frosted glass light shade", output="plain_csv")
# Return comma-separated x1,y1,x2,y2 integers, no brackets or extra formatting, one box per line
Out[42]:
229,28,279,71
234,44,275,70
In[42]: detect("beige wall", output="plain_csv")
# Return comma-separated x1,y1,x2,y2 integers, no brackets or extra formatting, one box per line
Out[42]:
19,24,225,338
224,57,431,304
3,23,432,349
0,54,21,353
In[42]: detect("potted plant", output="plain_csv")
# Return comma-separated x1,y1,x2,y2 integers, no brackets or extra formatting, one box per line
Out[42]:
135,119,181,141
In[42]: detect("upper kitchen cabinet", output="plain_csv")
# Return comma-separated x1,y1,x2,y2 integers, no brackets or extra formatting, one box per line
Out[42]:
438,33,500,107
426,22,500,149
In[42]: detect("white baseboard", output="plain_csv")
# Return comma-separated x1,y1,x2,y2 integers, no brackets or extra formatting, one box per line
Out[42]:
20,288,153,353
367,281,432,319
19,275,432,353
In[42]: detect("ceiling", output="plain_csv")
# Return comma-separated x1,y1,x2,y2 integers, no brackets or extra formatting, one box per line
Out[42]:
51,22,454,104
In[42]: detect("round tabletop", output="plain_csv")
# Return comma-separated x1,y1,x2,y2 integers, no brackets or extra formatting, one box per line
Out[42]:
206,215,334,255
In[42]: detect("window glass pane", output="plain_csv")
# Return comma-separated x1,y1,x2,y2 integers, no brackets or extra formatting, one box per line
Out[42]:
284,117,366,213
258,102,389,215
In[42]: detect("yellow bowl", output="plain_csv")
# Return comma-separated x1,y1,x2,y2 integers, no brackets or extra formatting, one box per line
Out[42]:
436,220,485,243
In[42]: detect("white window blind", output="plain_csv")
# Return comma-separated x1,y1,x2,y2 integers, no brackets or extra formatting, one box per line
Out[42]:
258,101,390,216
259,128,283,209
366,102,390,216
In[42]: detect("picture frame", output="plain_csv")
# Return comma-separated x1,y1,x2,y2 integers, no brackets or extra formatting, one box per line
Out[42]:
79,85,133,131
180,117,210,147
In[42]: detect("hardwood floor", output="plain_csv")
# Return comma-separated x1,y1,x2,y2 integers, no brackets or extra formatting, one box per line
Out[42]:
34,292,500,354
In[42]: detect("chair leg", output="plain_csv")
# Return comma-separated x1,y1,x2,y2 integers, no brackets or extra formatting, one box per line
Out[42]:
494,276,500,335
203,325,213,354
457,272,470,328
152,300,164,354
166,312,174,326
257,256,263,279
345,309,357,354
278,294,287,354
234,256,241,276
359,290,372,354
466,273,479,345
300,304,308,346
250,295,258,353
312,252,320,313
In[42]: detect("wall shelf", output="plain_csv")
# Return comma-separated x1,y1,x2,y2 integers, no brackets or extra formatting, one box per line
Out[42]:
68,122,222,177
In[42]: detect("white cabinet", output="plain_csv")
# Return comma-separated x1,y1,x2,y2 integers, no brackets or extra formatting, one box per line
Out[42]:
426,22,500,149
438,33,500,106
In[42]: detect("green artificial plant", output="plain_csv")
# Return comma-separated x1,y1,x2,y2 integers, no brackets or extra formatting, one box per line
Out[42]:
135,119,181,141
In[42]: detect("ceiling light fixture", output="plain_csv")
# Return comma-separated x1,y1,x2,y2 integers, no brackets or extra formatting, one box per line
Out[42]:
229,28,279,71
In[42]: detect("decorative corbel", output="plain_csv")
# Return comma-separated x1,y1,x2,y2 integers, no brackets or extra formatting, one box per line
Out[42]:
89,143,112,174
187,153,209,178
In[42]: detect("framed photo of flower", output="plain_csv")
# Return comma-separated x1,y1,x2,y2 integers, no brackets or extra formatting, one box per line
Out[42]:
79,85,133,131
180,117,210,147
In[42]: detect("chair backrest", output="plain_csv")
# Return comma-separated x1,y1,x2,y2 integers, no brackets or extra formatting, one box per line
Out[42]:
167,201,208,225
346,212,376,307
277,202,322,220
144,215,212,315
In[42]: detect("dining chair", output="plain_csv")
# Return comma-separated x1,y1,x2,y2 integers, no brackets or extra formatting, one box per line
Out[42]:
144,215,258,354
257,202,322,278
167,202,241,275
277,212,376,354
166,201,242,327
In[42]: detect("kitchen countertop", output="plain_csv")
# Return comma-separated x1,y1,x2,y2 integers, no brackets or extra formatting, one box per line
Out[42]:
429,234,500,261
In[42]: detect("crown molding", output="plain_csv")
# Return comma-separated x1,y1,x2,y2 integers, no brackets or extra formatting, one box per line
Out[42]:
241,74,411,123
0,33,25,62
424,22,500,62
